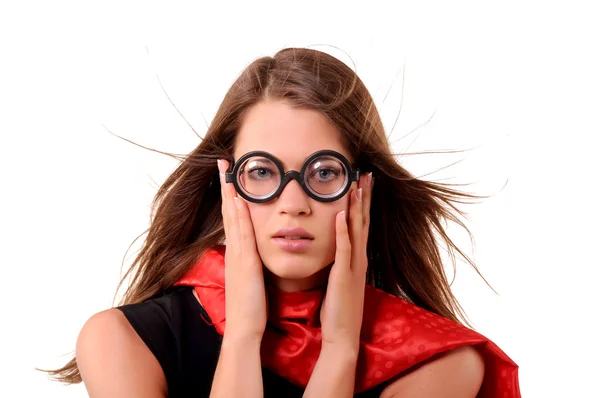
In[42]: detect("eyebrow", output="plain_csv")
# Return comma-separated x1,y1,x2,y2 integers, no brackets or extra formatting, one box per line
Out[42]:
246,159,273,167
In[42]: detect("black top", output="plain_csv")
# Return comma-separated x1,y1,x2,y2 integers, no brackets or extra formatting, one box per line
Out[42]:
118,286,386,398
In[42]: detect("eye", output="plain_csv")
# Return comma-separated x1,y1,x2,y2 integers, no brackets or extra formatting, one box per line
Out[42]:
310,167,340,183
247,167,274,180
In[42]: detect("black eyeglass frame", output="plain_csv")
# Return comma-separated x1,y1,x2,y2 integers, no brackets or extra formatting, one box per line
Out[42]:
225,150,360,203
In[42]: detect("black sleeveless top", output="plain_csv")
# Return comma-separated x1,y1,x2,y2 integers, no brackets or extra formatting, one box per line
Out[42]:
118,286,387,398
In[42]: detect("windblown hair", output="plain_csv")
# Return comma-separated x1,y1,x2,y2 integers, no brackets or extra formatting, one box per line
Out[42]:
44,47,488,384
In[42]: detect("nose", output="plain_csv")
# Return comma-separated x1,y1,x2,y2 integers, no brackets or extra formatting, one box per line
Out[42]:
276,178,311,215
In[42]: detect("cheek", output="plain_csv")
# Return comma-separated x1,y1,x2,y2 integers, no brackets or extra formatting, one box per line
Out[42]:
319,197,350,235
246,203,267,233
334,194,351,217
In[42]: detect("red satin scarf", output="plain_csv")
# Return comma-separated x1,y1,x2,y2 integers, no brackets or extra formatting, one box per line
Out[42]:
174,246,520,396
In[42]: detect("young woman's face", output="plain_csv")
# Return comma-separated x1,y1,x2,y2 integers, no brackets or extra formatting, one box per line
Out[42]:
233,99,354,292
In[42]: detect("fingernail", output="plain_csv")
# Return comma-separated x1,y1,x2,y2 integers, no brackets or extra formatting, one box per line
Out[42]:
367,172,373,186
234,196,241,209
357,188,363,202
217,160,225,184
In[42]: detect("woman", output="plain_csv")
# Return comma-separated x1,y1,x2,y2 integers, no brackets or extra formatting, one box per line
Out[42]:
44,47,520,397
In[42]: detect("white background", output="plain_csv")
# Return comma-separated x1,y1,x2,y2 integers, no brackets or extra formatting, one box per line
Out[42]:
1,1,598,397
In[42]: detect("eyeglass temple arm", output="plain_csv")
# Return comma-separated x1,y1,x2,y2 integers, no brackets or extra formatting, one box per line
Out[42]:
224,171,235,183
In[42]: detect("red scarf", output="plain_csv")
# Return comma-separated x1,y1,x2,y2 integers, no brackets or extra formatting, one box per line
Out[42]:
174,246,520,396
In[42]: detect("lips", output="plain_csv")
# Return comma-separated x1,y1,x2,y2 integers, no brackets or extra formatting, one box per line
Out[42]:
272,227,315,240
271,227,314,252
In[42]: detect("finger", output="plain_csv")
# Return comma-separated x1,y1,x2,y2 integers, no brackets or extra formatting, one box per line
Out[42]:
217,159,229,237
219,159,241,248
362,173,373,230
220,160,238,200
349,187,369,275
234,196,260,266
334,210,351,274
349,188,364,251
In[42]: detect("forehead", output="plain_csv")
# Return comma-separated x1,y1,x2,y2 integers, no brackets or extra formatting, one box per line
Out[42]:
234,100,351,166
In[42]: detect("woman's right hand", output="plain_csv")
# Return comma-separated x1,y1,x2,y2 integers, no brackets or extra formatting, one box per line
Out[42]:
209,159,266,397
217,159,267,342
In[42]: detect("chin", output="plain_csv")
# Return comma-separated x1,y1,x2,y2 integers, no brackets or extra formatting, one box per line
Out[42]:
259,245,330,281
263,252,317,279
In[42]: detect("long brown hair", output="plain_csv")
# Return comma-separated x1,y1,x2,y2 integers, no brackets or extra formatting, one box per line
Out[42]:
43,47,490,384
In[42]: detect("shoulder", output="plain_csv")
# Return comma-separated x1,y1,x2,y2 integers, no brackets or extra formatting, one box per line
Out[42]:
76,308,167,397
77,287,221,397
380,345,485,398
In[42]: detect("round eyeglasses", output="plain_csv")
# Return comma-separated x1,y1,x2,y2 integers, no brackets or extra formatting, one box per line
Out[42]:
225,150,360,203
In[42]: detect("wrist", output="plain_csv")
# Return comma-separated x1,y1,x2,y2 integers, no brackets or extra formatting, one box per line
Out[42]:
221,332,263,351
304,340,359,397
320,340,360,362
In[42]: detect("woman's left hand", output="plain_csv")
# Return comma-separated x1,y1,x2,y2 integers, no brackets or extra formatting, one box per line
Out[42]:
319,172,373,352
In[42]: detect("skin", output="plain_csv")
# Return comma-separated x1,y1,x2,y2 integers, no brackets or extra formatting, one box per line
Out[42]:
232,99,357,292
75,99,484,398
